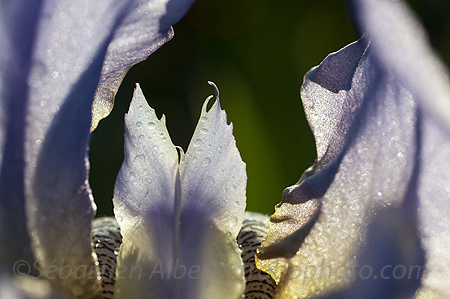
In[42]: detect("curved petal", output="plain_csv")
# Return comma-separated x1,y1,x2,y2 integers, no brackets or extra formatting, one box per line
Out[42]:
113,84,179,237
0,0,196,297
113,84,245,298
92,0,195,131
352,0,450,131
179,83,247,238
0,0,42,273
257,38,422,297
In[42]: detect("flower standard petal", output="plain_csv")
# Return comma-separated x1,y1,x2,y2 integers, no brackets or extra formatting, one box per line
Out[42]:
180,82,247,238
113,84,245,299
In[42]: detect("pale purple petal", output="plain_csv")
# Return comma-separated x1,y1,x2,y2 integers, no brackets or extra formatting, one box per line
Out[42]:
0,0,195,296
180,83,247,238
113,84,179,238
113,85,245,298
92,0,195,131
352,0,450,131
257,0,450,298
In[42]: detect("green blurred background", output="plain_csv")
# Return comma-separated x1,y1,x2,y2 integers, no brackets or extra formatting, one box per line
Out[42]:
89,0,450,217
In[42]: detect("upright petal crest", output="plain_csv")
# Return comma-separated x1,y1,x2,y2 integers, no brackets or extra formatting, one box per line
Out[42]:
113,84,246,299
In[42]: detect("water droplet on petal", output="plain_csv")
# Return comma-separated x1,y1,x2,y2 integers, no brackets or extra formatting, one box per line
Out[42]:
193,138,202,147
230,185,236,190
129,172,136,180
203,157,212,166
116,216,123,223
148,121,156,127
134,154,145,163
200,128,209,134
136,121,142,127
138,135,145,142
206,176,215,186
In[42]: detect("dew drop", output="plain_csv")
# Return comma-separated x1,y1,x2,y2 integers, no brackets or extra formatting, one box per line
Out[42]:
230,185,237,190
206,176,215,186
138,135,145,143
129,172,136,180
134,154,145,163
193,138,202,147
200,116,208,122
40,101,47,108
158,153,164,159
138,105,143,111
153,145,159,151
162,137,167,142
200,128,209,134
148,121,156,127
116,216,123,223
136,121,143,127
203,157,212,166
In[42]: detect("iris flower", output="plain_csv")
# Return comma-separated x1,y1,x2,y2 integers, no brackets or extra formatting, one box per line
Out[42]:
256,0,450,298
1,0,450,298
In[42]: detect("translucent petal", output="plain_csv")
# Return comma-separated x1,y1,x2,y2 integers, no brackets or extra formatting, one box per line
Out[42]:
352,0,450,130
113,84,246,298
180,85,247,238
0,0,195,296
113,84,179,237
92,0,194,131
257,39,422,298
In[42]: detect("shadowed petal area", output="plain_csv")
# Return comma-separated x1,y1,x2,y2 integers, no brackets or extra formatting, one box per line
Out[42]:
0,0,43,273
113,85,245,299
257,38,422,298
353,0,450,297
0,0,195,297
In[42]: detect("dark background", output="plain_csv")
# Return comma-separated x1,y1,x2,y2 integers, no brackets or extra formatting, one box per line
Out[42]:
89,0,450,217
